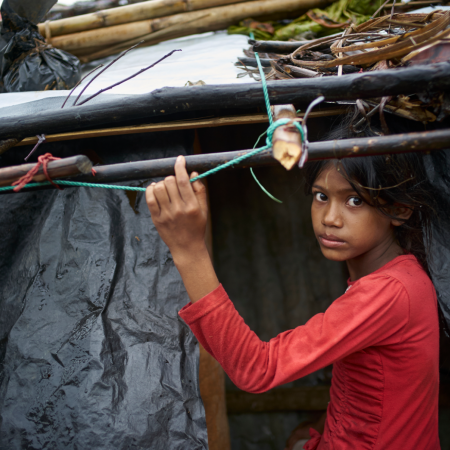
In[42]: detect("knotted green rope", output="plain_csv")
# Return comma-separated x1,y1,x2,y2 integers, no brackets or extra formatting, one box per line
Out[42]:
191,37,304,205
190,119,304,183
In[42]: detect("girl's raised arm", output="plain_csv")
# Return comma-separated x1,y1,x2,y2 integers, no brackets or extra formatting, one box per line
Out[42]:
146,155,219,303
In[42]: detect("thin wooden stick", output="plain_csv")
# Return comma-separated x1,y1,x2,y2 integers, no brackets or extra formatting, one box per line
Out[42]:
73,40,144,106
371,0,391,19
76,49,182,107
61,64,103,109
15,109,345,147
388,0,397,33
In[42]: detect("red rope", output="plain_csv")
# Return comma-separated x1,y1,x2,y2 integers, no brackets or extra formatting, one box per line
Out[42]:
12,153,63,192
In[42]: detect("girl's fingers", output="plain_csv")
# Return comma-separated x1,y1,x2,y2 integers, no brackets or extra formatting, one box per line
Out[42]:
174,155,196,203
164,176,183,207
153,180,171,210
190,172,208,213
145,183,160,216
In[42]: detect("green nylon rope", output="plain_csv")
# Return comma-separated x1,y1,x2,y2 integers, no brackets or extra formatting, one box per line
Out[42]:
190,119,304,183
0,180,147,193
248,41,280,203
3,35,304,193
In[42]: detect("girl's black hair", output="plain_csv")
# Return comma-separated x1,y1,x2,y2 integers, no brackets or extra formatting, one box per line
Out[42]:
303,107,437,275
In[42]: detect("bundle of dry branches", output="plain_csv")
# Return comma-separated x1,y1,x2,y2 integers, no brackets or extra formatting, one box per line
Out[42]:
288,11,450,69
237,10,450,125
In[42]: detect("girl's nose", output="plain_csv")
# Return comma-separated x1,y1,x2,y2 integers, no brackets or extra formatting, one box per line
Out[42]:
322,202,343,228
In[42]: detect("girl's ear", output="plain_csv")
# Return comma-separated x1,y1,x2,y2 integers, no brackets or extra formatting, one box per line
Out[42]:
390,205,413,227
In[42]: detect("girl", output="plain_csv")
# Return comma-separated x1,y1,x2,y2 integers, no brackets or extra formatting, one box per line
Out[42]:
145,144,441,449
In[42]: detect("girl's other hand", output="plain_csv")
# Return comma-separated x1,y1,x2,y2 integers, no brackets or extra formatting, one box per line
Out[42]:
146,155,208,259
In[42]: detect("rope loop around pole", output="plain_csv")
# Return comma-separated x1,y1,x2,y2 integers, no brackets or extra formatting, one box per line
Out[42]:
266,119,305,148
189,118,304,183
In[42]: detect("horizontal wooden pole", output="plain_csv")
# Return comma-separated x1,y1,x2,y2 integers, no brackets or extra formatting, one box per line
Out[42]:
0,155,92,187
1,62,450,141
75,149,276,183
70,128,450,184
308,128,450,159
16,109,345,147
226,386,330,413
3,129,450,193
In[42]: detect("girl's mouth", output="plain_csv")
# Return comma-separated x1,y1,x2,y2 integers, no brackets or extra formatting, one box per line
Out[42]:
318,234,346,248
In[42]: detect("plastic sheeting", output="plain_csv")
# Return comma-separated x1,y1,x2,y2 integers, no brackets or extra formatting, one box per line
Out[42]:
0,0,81,93
0,131,208,450
425,150,450,336
0,31,251,107
6,0,56,23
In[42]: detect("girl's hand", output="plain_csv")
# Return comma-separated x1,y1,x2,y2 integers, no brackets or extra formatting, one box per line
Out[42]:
146,155,219,303
146,155,208,258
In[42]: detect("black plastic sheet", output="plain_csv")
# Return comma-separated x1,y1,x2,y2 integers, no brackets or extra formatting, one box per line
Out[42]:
6,0,57,24
425,150,450,336
0,132,208,449
0,0,81,93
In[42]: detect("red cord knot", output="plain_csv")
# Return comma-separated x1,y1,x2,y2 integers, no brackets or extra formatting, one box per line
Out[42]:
12,153,63,192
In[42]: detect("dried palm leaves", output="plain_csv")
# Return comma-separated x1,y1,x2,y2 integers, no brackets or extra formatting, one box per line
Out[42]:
288,11,450,69
236,10,450,126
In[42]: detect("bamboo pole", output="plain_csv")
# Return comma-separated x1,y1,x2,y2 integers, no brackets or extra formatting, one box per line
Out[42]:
38,0,255,38
0,155,92,187
48,0,332,54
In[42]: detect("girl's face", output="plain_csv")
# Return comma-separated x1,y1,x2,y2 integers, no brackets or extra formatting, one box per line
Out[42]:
311,164,398,264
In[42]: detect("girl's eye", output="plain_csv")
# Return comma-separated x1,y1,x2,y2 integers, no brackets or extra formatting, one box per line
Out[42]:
347,197,363,207
314,192,328,202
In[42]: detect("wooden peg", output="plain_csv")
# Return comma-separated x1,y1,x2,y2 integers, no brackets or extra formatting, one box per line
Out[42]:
271,104,303,170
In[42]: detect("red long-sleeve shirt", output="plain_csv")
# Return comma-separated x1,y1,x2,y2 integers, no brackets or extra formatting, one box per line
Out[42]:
179,255,440,449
